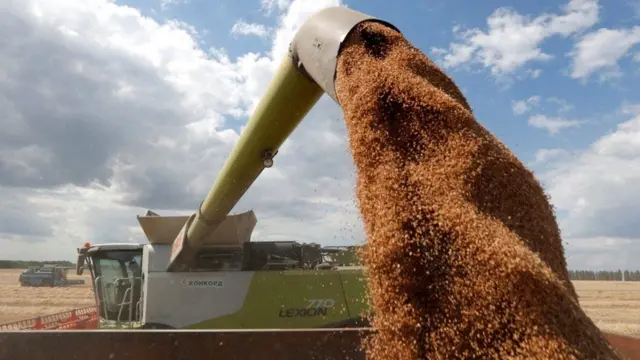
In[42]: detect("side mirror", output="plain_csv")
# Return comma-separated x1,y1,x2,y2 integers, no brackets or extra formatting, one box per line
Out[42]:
76,253,85,276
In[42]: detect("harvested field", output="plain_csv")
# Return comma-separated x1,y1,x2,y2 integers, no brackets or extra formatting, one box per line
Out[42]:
0,269,94,324
575,281,640,338
0,266,637,339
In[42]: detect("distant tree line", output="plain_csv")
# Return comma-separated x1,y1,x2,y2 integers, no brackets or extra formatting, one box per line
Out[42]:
568,270,640,281
0,260,75,269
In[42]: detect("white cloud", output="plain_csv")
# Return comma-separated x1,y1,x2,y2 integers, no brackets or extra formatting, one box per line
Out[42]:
547,97,574,113
512,96,574,116
564,237,639,271
231,20,271,38
0,0,356,261
532,148,571,165
160,0,189,11
528,69,542,78
270,0,342,62
512,96,541,115
539,105,640,268
260,0,292,15
622,103,640,115
432,0,599,78
569,26,640,80
528,114,582,134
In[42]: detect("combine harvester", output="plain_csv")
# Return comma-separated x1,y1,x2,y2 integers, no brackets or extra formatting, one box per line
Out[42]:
4,210,364,332
18,264,85,287
1,6,639,360
73,210,366,330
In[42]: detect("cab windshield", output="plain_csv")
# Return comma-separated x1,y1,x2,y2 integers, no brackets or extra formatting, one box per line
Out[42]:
89,249,143,327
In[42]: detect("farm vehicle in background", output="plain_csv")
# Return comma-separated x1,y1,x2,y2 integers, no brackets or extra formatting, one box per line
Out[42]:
19,264,85,287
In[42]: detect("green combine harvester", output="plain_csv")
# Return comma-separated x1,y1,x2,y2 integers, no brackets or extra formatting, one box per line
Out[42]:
19,264,85,287
72,6,390,330
76,210,368,329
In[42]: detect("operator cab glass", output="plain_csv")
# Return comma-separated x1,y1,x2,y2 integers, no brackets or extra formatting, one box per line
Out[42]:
83,245,144,328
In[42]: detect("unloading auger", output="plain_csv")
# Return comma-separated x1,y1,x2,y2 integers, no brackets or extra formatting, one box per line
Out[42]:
167,6,399,272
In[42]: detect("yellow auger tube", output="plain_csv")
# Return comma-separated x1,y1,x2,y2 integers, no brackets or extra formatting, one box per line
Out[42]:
168,56,323,270
167,6,401,271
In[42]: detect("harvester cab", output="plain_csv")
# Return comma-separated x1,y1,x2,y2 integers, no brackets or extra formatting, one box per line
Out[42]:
76,210,367,329
76,243,144,327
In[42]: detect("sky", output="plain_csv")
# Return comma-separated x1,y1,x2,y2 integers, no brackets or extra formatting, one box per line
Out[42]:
0,0,639,270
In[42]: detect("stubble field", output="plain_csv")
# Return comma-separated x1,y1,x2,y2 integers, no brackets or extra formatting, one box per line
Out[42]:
573,281,640,337
0,269,94,324
0,269,638,338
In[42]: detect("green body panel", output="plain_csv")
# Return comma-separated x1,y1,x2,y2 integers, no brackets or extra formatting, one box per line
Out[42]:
337,270,369,320
187,270,369,329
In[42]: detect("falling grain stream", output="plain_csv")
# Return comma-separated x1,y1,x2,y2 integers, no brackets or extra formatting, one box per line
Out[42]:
334,22,622,359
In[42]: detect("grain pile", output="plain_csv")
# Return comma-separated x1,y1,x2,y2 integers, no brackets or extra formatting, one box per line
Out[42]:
334,22,621,359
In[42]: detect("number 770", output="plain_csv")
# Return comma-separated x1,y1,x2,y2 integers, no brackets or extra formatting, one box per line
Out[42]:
306,299,336,309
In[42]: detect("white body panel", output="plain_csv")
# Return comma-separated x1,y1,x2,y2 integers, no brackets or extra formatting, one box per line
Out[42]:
140,244,254,328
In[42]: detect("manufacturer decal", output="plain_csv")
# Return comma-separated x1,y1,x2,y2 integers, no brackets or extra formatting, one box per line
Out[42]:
181,279,224,288
279,298,335,318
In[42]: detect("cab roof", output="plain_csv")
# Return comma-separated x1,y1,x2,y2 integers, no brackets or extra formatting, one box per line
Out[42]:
87,243,145,253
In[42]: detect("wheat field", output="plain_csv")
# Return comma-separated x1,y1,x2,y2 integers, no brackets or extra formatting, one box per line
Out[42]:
0,269,638,337
0,269,94,324
573,281,640,338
